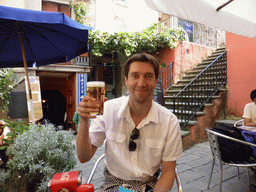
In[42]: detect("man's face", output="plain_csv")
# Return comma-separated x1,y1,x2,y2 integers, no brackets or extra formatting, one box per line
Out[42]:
125,61,158,104
253,97,256,103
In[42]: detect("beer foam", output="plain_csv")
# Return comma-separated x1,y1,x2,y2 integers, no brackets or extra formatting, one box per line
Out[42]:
87,81,105,87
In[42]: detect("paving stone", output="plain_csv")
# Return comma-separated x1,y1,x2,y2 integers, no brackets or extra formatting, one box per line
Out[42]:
2,140,256,192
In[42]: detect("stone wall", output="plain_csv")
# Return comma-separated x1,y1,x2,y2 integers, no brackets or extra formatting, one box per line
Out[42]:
182,91,226,150
159,42,215,84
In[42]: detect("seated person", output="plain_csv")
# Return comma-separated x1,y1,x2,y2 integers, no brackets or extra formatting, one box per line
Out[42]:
76,53,183,192
243,89,256,127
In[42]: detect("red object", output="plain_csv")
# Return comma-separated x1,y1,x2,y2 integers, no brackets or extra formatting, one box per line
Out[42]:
77,184,94,192
49,171,82,192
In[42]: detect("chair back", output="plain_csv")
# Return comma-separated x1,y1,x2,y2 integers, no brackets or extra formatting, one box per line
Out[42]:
205,129,222,162
234,119,244,128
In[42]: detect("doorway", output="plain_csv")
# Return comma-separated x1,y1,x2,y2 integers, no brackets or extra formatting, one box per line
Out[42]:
38,71,76,130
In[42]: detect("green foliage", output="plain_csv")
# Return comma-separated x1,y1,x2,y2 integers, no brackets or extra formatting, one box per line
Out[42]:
0,123,76,192
69,0,90,24
68,1,184,58
0,119,29,151
0,68,17,113
88,23,185,58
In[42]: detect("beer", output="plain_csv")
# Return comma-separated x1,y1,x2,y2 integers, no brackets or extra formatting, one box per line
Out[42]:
86,81,105,115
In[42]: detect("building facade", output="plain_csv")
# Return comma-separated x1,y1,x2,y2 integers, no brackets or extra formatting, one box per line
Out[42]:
0,0,90,131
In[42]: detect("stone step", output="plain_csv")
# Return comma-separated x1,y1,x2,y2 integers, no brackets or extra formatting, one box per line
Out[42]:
183,72,226,80
195,64,226,71
177,78,226,84
165,87,226,94
171,109,206,116
188,69,226,75
179,119,197,126
168,83,227,91
164,95,221,100
199,56,226,63
165,101,214,107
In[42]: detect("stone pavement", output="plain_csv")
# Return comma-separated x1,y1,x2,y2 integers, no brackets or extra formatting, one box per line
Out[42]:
1,140,256,191
71,141,256,192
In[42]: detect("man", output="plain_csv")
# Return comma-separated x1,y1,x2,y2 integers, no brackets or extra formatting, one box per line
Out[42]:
243,89,256,127
77,53,183,191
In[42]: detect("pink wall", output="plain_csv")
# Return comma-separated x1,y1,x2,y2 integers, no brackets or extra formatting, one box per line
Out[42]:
226,32,256,117
159,42,214,83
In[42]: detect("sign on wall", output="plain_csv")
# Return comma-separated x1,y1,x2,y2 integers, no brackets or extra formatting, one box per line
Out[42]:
77,74,87,105
25,76,43,122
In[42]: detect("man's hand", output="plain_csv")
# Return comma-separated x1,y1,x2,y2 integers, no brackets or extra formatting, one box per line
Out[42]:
78,96,104,119
244,118,256,127
154,161,176,191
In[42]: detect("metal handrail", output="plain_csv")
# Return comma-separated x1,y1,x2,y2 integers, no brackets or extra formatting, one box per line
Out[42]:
159,62,174,92
173,51,227,128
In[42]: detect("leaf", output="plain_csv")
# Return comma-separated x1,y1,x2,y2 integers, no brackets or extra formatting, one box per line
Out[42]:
88,24,184,58
0,145,7,150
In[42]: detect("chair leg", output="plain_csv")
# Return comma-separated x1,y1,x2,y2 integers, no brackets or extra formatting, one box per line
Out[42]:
208,158,215,189
237,167,240,179
219,163,223,192
247,168,251,190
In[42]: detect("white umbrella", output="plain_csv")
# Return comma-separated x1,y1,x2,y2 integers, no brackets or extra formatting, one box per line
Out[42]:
145,0,256,38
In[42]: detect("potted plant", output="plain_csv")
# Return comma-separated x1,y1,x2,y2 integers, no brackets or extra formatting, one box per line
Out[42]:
0,122,76,192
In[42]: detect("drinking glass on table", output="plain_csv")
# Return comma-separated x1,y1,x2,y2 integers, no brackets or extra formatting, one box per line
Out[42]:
86,81,105,115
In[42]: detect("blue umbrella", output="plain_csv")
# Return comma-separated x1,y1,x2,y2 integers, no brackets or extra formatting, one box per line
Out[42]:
0,5,93,123
0,5,92,67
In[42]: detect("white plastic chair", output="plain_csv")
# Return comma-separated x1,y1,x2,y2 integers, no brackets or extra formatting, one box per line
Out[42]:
87,154,183,192
205,128,256,192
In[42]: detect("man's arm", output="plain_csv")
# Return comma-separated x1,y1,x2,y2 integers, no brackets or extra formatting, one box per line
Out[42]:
76,96,102,163
244,118,256,127
154,161,176,191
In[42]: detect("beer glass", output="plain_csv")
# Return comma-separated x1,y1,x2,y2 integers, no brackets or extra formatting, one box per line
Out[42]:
86,81,105,115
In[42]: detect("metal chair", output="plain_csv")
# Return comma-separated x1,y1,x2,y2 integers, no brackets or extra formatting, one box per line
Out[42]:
87,154,183,192
234,119,244,128
205,128,256,192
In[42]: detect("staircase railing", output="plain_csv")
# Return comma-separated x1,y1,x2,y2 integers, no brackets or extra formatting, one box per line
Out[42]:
173,51,227,128
159,62,174,92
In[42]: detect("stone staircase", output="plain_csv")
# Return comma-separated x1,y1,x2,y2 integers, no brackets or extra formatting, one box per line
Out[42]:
164,47,227,131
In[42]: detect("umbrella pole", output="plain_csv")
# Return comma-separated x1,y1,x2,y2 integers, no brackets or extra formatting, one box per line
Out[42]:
18,28,35,124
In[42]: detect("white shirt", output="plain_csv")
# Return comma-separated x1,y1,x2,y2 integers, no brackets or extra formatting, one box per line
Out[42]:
243,102,256,122
89,96,183,181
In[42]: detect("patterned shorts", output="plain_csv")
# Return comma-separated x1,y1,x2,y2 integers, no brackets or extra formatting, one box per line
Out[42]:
99,168,159,192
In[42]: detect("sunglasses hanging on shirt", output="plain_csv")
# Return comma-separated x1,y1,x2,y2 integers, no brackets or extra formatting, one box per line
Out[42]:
129,127,140,151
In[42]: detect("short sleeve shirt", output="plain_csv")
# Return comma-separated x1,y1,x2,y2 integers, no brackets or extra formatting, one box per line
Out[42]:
89,96,183,181
243,102,256,122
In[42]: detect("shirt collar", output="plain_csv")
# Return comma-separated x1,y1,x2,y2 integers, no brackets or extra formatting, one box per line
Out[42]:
118,96,159,127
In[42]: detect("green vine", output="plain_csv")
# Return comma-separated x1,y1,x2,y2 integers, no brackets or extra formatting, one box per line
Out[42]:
0,69,17,113
69,0,89,24
88,23,185,57
68,1,185,59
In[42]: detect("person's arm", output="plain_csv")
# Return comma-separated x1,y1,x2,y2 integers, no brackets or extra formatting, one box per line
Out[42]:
153,161,176,191
76,96,101,163
244,118,256,127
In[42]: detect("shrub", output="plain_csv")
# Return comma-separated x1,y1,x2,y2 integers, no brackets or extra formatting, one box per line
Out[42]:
0,122,76,192
0,68,17,113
